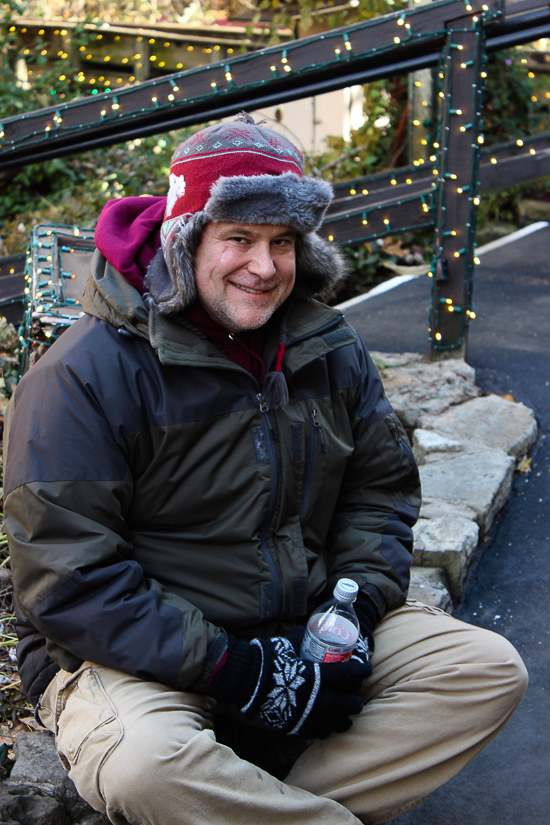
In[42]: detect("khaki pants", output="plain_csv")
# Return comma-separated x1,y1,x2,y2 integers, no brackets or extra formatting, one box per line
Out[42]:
38,600,527,825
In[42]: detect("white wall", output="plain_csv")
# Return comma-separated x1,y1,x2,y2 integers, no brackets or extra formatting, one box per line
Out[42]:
249,85,365,156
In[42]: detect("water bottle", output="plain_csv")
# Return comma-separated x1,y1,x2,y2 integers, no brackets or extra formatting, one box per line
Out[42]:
300,578,360,663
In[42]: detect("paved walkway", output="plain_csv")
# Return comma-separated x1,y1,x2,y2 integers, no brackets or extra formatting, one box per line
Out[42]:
344,226,550,825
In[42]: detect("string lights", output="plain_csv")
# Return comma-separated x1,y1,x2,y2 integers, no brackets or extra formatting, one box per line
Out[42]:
1,0,502,164
19,224,95,375
5,0,546,357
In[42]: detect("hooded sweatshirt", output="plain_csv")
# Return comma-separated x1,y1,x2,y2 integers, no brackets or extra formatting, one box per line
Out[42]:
95,197,266,383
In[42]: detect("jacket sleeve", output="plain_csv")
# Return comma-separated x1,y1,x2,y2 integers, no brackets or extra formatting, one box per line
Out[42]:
3,355,227,697
325,341,421,619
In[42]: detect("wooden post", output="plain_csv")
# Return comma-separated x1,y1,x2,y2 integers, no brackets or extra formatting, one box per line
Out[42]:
430,22,486,359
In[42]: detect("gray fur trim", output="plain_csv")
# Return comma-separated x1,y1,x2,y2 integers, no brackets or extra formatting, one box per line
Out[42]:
146,212,347,317
205,173,333,232
146,212,210,315
293,232,349,300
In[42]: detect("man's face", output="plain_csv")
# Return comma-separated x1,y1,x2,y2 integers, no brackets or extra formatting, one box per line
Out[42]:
193,222,296,333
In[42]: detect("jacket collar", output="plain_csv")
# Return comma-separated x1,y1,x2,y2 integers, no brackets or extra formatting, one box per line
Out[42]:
83,250,357,374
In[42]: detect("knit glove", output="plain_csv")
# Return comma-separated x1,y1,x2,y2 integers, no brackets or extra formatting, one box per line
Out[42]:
206,635,371,739
353,592,378,656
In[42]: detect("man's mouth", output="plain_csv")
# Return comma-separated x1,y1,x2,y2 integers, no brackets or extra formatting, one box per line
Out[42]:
230,282,273,295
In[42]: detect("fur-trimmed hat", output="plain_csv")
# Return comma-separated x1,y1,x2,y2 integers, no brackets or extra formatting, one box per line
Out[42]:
145,113,347,315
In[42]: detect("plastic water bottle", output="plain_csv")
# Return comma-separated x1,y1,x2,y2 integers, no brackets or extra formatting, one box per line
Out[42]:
300,579,360,663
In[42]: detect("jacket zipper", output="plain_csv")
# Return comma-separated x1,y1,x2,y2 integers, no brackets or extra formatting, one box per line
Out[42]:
392,427,414,469
257,394,283,617
300,409,327,526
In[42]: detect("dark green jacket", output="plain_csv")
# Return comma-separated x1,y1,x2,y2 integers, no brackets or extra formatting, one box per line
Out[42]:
4,251,421,705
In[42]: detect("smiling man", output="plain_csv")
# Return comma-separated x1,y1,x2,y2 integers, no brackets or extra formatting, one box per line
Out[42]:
4,114,526,825
193,222,297,332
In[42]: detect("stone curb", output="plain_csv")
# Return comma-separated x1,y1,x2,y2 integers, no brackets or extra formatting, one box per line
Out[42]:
374,351,538,610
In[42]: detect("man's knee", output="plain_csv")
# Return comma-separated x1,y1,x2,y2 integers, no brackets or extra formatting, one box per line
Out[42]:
465,624,528,712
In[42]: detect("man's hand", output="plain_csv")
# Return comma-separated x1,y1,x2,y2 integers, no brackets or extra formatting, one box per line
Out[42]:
354,592,378,653
206,635,371,739
351,632,372,666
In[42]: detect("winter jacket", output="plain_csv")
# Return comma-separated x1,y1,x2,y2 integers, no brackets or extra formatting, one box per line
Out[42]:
4,251,421,706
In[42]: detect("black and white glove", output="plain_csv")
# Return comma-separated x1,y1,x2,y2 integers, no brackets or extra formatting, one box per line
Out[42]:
206,634,372,739
353,591,378,661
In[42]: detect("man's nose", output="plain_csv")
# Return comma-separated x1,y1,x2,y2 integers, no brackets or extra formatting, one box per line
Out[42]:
247,242,277,279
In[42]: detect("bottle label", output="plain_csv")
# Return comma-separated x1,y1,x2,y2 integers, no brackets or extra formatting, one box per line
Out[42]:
300,616,358,664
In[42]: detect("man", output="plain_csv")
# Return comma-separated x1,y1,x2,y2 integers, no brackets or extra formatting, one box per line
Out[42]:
4,114,526,825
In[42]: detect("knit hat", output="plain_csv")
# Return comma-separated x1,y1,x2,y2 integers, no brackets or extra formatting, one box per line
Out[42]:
145,113,347,316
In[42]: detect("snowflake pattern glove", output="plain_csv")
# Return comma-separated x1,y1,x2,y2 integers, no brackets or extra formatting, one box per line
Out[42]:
206,635,372,739
350,632,372,666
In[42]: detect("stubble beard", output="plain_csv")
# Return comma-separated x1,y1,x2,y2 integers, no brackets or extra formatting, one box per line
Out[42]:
204,289,290,333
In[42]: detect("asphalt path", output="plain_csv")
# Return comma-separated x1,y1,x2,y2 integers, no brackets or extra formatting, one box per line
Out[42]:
344,226,550,825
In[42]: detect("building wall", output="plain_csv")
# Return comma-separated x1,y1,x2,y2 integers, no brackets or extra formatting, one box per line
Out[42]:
248,85,365,155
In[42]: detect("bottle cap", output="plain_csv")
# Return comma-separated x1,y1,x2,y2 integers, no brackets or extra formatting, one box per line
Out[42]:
333,578,359,603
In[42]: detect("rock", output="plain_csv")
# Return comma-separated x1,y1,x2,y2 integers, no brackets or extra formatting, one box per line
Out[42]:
518,198,550,223
413,516,480,596
370,352,427,369
419,449,515,534
10,733,67,788
413,429,464,463
419,394,537,463
419,496,478,522
409,567,452,612
0,783,67,825
372,353,480,429
72,815,110,825
9,733,109,825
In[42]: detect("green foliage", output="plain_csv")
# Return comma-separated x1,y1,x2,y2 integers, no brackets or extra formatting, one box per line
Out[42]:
0,1,92,119
482,48,550,145
477,186,524,225
1,130,196,254
326,227,432,306
477,48,550,233
253,0,407,42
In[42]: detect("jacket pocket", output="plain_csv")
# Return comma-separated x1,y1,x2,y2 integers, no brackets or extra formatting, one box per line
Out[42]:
273,516,311,618
300,409,328,526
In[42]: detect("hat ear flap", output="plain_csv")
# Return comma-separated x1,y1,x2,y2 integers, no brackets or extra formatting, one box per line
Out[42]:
146,212,211,315
294,232,348,300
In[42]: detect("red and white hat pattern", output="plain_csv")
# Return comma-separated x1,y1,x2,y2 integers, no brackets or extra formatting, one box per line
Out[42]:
161,116,305,252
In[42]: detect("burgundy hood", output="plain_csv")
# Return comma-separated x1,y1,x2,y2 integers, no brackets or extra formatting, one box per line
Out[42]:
95,196,167,292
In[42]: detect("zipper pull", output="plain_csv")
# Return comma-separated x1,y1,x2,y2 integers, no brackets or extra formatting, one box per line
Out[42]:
392,427,404,467
311,409,328,453
257,393,269,413
258,394,278,440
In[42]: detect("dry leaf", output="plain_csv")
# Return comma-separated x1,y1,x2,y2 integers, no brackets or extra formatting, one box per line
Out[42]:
10,717,46,738
518,457,532,474
500,393,515,402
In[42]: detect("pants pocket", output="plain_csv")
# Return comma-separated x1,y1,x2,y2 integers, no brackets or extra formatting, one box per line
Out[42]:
56,666,123,812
